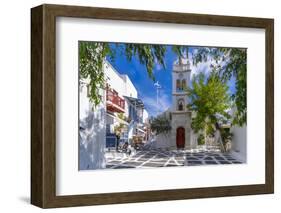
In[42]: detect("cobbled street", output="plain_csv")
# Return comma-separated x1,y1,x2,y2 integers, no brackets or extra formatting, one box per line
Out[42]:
105,149,242,169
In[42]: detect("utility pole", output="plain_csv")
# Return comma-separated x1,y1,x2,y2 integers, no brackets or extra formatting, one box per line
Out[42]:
154,81,161,115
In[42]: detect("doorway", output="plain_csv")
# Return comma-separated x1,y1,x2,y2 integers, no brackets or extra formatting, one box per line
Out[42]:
176,127,185,148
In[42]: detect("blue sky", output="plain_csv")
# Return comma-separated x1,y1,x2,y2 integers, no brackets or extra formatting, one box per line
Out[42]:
107,44,236,117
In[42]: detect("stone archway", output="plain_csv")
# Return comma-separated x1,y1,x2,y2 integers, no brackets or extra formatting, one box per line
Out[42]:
176,127,185,148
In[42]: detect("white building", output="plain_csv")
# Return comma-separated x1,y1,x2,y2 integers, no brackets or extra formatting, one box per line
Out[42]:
104,60,148,142
79,78,106,170
143,109,149,124
155,57,195,149
79,60,149,169
229,107,247,162
104,60,137,135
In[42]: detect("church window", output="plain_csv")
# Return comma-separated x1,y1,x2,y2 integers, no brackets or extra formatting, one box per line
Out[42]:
182,79,186,90
178,99,184,111
176,79,181,91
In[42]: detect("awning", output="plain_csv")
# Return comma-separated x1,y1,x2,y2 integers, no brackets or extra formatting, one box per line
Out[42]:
123,96,144,108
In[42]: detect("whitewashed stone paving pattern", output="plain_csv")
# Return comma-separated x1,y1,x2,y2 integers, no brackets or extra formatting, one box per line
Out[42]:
105,149,242,169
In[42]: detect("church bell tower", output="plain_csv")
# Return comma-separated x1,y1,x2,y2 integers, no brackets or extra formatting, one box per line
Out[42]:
171,57,192,149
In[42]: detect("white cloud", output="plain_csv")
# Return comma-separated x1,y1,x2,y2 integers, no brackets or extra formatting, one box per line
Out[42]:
188,51,212,80
142,91,171,117
188,51,230,80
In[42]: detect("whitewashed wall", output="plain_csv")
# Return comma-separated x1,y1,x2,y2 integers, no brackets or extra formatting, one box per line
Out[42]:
123,75,138,98
230,125,247,162
143,109,149,123
79,79,106,170
104,60,137,98
104,61,125,96
154,133,173,149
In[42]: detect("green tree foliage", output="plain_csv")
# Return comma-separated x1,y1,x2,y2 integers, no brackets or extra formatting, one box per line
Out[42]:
197,134,205,145
150,115,171,135
114,113,126,137
188,73,231,134
79,42,187,106
79,42,112,106
220,128,233,145
192,47,247,126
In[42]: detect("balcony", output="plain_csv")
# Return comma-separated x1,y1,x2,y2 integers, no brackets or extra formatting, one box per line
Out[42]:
106,87,125,113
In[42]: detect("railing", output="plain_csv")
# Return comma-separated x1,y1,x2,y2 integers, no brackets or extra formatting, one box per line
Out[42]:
173,64,190,71
106,87,125,110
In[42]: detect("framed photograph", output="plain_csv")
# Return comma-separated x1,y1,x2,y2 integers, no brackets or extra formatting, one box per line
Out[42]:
31,4,274,208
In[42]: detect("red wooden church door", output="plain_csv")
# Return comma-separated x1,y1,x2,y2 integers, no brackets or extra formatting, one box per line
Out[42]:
176,127,185,148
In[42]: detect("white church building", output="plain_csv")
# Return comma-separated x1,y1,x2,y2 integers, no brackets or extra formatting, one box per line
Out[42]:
154,57,197,149
171,58,193,149
154,57,246,162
